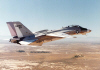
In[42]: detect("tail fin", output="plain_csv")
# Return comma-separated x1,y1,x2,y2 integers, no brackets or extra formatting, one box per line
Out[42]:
7,22,34,38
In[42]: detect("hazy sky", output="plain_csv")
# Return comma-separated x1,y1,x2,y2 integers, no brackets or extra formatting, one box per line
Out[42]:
0,0,100,39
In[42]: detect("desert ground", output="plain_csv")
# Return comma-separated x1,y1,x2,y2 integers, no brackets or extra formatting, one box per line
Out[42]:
0,39,100,70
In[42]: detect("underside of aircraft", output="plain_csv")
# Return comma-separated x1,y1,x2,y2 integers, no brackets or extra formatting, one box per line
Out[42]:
7,22,91,46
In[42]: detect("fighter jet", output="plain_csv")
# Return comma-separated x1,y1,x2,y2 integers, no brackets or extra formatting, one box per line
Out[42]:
7,22,91,46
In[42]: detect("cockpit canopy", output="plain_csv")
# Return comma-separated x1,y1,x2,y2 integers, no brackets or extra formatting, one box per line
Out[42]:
68,25,80,27
68,25,87,30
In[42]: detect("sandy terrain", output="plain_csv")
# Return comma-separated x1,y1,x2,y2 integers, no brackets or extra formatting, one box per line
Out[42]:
0,42,100,70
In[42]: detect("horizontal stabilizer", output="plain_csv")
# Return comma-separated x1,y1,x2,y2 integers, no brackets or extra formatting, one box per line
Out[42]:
19,39,37,45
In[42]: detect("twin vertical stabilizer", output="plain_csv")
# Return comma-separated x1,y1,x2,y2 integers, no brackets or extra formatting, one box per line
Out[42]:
7,22,33,38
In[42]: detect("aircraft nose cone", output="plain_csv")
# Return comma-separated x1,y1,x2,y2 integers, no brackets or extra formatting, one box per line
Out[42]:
87,29,91,32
